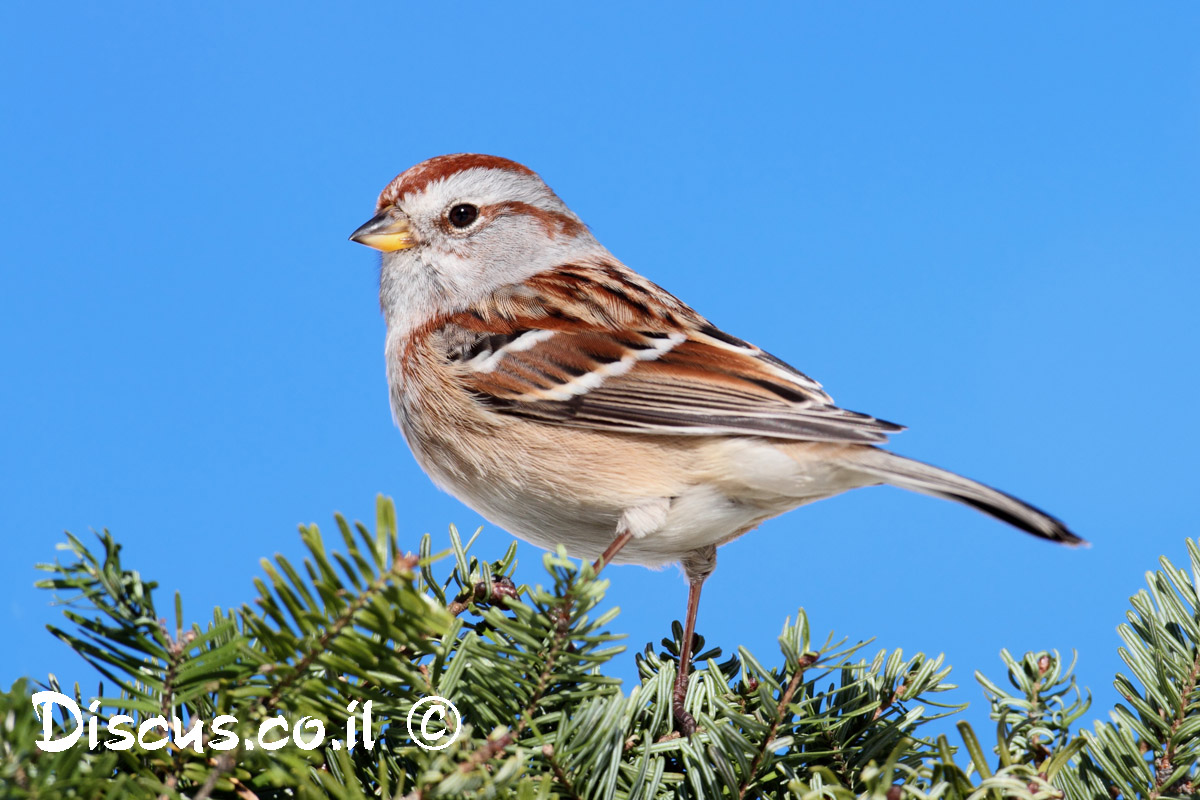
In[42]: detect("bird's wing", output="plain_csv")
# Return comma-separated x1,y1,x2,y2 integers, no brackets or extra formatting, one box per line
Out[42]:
429,263,903,444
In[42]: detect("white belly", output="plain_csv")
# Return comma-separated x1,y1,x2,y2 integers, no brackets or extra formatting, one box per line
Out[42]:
407,423,868,568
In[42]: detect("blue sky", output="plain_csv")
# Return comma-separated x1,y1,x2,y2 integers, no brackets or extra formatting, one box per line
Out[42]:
3,2,1198,742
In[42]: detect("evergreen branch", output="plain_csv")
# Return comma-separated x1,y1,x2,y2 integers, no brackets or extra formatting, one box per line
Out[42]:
739,651,818,799
542,744,586,800
11,508,1200,800
1154,648,1200,799
259,552,420,714
518,606,573,736
462,731,514,772
446,575,519,617
190,753,236,800
821,714,857,790
153,616,189,799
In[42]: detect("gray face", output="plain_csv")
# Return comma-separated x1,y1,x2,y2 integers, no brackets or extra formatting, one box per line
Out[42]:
371,166,606,335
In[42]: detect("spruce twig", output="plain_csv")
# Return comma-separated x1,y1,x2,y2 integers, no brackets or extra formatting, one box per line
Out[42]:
6,505,1199,799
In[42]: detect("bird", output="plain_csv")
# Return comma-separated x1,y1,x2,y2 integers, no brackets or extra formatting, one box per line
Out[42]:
349,153,1083,733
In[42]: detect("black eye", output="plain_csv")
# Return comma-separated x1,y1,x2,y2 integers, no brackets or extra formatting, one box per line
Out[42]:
448,203,479,228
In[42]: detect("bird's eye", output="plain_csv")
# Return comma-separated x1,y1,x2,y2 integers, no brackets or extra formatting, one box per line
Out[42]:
448,204,479,228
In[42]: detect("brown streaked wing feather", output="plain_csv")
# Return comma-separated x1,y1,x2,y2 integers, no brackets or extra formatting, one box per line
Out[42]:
424,264,904,444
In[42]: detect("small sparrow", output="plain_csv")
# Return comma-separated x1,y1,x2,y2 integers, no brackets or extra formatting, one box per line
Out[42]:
350,154,1082,733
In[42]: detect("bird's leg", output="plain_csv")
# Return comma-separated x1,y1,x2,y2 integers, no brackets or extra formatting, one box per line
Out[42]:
591,529,633,574
671,576,705,735
674,545,716,735
592,499,672,575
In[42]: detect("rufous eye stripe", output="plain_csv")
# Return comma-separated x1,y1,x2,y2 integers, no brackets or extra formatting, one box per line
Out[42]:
487,201,586,239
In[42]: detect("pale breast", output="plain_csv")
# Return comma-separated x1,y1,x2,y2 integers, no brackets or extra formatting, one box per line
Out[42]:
387,324,869,566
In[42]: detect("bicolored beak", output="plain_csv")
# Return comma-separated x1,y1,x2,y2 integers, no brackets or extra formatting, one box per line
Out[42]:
349,207,416,252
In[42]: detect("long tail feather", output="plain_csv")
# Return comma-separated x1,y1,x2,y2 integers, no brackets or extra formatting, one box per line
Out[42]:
847,448,1085,546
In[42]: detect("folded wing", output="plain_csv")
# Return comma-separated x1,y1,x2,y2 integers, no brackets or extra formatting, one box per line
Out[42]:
434,264,904,445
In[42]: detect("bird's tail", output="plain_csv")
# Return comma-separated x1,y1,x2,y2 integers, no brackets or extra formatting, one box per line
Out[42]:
845,447,1085,546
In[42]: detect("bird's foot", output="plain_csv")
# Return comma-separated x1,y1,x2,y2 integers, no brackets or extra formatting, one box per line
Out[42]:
448,575,519,616
481,575,519,604
673,703,697,736
672,672,696,736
